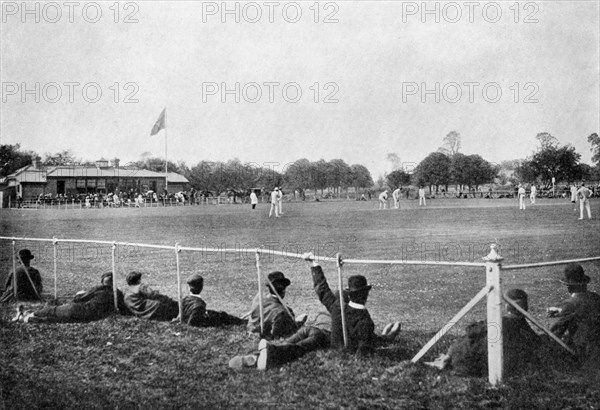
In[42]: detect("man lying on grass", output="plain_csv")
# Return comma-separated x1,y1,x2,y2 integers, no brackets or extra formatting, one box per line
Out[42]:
229,253,401,370
13,272,128,323
182,273,245,327
124,271,179,321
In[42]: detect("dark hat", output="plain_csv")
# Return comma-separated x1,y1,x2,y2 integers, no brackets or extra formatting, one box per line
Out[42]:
101,272,113,282
18,249,34,260
187,274,204,287
560,264,590,286
506,288,528,302
346,275,372,293
126,271,142,286
267,271,291,288
505,288,528,311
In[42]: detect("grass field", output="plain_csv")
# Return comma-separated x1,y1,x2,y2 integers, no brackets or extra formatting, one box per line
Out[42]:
1,197,599,409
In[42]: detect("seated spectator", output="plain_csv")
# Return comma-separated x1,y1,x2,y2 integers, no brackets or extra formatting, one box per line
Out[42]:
308,254,401,355
1,249,43,303
182,274,245,327
426,288,540,376
247,271,306,340
547,264,600,368
124,271,179,321
230,310,333,370
14,272,127,323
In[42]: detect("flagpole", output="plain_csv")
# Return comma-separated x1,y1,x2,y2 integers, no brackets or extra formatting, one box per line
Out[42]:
165,108,168,192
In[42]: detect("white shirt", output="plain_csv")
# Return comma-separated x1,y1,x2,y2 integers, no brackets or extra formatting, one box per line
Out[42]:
270,190,279,204
418,188,425,197
392,188,401,199
250,192,258,204
518,187,526,196
378,191,388,200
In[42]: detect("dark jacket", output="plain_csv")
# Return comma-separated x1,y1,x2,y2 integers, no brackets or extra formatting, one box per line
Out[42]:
550,291,600,362
312,265,383,354
247,293,297,339
124,284,179,321
182,295,244,327
449,315,540,377
1,266,43,302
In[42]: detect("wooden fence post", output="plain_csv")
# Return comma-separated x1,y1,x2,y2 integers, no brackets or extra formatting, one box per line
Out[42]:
483,244,504,386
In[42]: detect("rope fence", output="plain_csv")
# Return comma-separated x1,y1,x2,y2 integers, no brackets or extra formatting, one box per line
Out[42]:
2,235,599,386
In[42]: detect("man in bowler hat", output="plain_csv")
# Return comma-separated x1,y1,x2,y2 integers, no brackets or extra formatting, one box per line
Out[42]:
182,274,245,327
1,249,43,303
247,271,303,339
548,263,600,366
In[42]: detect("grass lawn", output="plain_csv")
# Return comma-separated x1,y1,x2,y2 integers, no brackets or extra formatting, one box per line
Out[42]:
1,197,599,409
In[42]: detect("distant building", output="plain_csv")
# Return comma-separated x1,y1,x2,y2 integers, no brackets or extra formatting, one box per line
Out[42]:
0,159,188,206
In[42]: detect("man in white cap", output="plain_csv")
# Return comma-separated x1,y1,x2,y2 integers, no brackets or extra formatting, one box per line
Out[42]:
269,188,280,218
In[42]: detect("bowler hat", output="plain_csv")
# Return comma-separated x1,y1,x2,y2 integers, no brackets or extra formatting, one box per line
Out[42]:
346,275,372,293
506,288,528,301
267,271,290,288
560,264,590,286
18,249,34,260
187,274,204,287
126,271,142,286
506,288,528,310
101,272,113,282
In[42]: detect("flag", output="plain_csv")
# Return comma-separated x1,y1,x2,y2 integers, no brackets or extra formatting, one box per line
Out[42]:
150,108,166,136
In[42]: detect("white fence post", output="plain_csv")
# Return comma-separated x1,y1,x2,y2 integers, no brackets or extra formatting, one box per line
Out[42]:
111,242,119,312
483,244,504,386
175,243,183,322
12,240,17,298
53,237,58,300
336,253,348,348
255,250,264,335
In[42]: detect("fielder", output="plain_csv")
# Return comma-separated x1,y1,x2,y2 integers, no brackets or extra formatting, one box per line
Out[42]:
570,184,578,211
530,184,536,204
392,188,401,209
518,184,526,210
418,187,426,206
576,183,592,220
378,189,389,209
269,188,280,218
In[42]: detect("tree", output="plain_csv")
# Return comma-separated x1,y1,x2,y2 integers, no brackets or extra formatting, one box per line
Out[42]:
588,132,600,166
386,169,411,190
526,144,582,186
412,152,451,191
43,150,79,166
0,144,37,178
438,131,461,156
535,132,559,150
130,157,180,173
349,164,374,191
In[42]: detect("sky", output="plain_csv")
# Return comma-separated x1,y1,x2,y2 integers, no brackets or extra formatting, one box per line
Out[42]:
1,1,599,179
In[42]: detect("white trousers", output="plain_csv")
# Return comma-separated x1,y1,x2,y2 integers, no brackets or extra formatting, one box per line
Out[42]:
580,199,591,219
